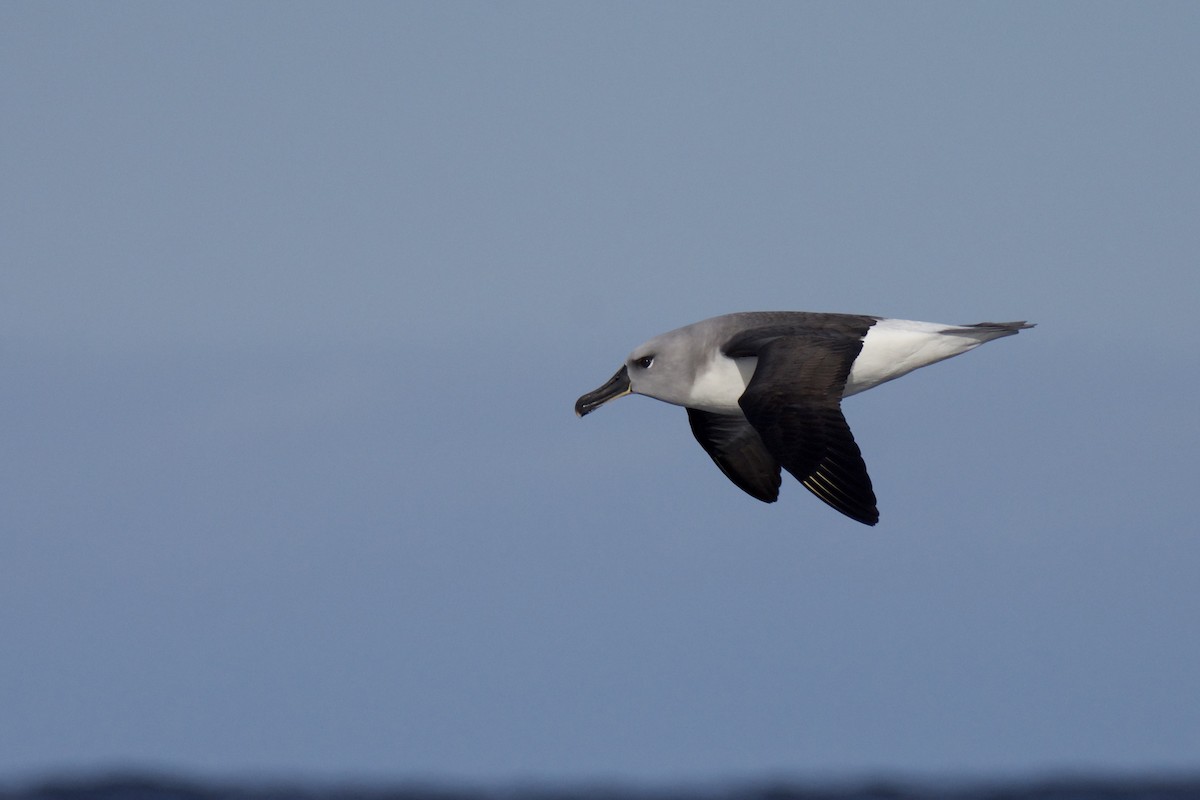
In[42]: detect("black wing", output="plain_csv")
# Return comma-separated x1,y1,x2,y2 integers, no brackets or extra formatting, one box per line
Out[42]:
686,408,781,503
734,332,879,525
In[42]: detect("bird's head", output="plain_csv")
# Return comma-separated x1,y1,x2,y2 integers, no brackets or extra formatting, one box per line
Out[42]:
575,330,697,416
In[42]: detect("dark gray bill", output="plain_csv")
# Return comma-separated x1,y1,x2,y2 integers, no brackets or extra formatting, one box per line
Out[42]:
575,365,632,417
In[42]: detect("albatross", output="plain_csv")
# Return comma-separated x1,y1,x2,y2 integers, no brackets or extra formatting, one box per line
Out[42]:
575,312,1033,525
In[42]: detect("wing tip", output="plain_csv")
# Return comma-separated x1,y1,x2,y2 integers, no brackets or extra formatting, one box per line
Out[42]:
801,473,879,526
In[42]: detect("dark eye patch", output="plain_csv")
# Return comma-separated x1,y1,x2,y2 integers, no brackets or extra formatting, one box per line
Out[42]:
634,355,654,369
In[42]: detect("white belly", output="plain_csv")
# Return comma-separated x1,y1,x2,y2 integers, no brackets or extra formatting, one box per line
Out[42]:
844,318,986,396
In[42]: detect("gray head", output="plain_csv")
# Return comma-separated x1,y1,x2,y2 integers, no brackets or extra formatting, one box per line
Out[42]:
575,325,709,416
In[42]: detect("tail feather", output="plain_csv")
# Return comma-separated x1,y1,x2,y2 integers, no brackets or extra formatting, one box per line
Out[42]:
946,320,1035,342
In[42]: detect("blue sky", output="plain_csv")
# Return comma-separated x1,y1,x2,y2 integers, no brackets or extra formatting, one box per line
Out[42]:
2,1,1198,786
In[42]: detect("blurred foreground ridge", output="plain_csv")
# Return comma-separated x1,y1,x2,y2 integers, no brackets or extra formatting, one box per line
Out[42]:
4,774,1200,800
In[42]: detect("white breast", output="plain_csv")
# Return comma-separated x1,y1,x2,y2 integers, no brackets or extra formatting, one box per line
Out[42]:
688,355,758,413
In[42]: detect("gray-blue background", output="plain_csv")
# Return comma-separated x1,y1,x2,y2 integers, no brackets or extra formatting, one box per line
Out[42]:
3,1,1197,786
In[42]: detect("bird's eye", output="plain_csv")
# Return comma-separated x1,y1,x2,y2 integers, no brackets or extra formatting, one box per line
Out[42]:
634,355,654,369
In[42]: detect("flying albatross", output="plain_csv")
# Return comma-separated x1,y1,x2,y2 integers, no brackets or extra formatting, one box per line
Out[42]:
575,312,1033,525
